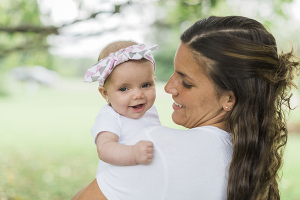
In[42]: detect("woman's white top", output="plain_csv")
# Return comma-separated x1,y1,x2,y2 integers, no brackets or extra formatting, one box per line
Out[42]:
96,125,233,200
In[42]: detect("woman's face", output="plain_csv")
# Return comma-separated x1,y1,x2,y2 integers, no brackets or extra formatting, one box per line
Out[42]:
164,43,228,129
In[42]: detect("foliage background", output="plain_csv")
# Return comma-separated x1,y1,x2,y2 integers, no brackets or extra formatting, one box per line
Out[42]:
1,0,300,199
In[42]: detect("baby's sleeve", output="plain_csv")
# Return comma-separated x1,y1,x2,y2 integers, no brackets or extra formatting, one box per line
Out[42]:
91,112,121,144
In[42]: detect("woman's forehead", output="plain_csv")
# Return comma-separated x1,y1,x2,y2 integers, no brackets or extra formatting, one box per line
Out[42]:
175,43,213,77
175,44,202,75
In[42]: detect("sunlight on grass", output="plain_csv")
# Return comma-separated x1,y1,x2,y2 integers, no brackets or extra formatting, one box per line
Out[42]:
0,78,299,199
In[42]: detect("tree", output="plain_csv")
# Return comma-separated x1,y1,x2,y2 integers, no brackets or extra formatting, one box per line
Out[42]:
147,0,223,81
148,0,300,81
1,0,298,79
0,0,133,72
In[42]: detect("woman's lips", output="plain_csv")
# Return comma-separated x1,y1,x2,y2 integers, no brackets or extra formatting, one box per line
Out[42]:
174,101,185,108
130,104,145,112
172,101,185,110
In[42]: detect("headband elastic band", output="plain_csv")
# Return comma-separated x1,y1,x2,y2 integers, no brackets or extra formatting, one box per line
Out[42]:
84,44,158,85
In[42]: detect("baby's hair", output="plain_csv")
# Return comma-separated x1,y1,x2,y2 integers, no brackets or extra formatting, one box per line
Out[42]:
98,40,138,61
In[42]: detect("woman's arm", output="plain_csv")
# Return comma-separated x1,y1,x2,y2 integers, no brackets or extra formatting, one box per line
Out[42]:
96,131,154,165
72,179,107,200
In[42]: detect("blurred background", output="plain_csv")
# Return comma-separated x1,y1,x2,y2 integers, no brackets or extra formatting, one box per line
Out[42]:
0,0,299,199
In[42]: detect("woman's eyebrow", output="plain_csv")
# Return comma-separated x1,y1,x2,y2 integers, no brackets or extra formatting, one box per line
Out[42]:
176,71,193,80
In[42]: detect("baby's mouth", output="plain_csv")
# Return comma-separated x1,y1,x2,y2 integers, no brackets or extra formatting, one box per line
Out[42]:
130,104,145,112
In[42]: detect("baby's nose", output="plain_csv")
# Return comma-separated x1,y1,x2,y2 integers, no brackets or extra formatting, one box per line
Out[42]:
132,90,144,100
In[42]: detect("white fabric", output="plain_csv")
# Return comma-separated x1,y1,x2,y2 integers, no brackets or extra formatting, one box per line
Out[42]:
96,125,233,200
91,104,161,175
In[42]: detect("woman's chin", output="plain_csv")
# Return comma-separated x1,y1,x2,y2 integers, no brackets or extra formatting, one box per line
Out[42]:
172,113,184,126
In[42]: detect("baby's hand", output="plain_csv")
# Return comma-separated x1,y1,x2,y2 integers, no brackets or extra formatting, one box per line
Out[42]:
132,140,154,164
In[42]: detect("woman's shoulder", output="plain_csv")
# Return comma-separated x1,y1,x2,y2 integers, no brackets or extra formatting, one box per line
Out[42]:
144,125,233,160
141,125,232,199
145,125,232,143
191,126,232,141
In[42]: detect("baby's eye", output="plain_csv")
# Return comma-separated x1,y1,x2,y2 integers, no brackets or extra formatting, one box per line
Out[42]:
142,83,151,88
119,87,128,92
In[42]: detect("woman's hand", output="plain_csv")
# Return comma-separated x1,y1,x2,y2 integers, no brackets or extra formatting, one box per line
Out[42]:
132,140,154,164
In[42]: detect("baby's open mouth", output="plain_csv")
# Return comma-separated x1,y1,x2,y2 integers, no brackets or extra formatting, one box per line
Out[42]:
130,104,145,112
132,104,144,109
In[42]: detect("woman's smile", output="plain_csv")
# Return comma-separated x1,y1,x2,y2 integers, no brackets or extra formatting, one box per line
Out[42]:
173,101,185,111
174,101,185,108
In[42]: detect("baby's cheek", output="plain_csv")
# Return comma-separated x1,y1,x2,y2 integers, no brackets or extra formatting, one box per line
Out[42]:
151,89,157,99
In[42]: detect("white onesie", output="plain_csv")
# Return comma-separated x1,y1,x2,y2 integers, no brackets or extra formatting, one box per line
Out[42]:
91,104,161,175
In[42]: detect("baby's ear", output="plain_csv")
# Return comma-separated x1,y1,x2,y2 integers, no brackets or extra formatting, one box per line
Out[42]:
98,86,108,100
154,76,157,81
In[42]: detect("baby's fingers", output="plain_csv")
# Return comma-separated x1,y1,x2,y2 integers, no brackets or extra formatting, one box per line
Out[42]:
148,153,154,159
144,153,154,164
148,146,154,154
142,141,154,148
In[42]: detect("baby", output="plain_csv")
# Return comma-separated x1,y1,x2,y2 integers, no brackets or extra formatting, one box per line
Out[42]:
84,40,161,175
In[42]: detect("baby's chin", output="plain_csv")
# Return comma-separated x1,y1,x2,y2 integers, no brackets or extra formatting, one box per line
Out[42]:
124,112,146,119
125,108,148,119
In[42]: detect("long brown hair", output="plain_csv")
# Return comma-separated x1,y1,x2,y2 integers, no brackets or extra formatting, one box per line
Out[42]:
181,16,299,200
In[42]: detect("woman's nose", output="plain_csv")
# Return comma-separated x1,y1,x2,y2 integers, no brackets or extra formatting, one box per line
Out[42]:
164,75,178,95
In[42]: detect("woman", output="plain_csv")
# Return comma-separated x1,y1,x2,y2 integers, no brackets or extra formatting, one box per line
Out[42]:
72,16,299,200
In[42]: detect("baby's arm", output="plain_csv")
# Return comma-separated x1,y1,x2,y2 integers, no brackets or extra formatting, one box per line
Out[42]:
96,131,154,165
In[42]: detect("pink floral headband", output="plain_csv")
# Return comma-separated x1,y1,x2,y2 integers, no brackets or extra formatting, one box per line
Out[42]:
84,44,158,85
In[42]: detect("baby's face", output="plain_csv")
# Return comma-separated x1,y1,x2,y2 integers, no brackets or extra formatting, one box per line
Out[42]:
104,60,156,119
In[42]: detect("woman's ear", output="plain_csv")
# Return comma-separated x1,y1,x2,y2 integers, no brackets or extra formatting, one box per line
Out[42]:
98,86,109,102
223,91,236,111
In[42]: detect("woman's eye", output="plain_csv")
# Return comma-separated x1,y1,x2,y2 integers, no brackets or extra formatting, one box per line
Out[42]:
182,81,192,89
142,83,150,88
119,87,128,92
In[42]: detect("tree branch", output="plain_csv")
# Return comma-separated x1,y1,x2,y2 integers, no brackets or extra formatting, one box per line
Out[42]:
0,1,134,57
0,1,132,35
60,10,112,28
0,10,110,35
0,43,50,58
0,26,58,34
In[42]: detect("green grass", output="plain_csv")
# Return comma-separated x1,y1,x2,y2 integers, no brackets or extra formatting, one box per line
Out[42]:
0,78,299,200
280,134,300,200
